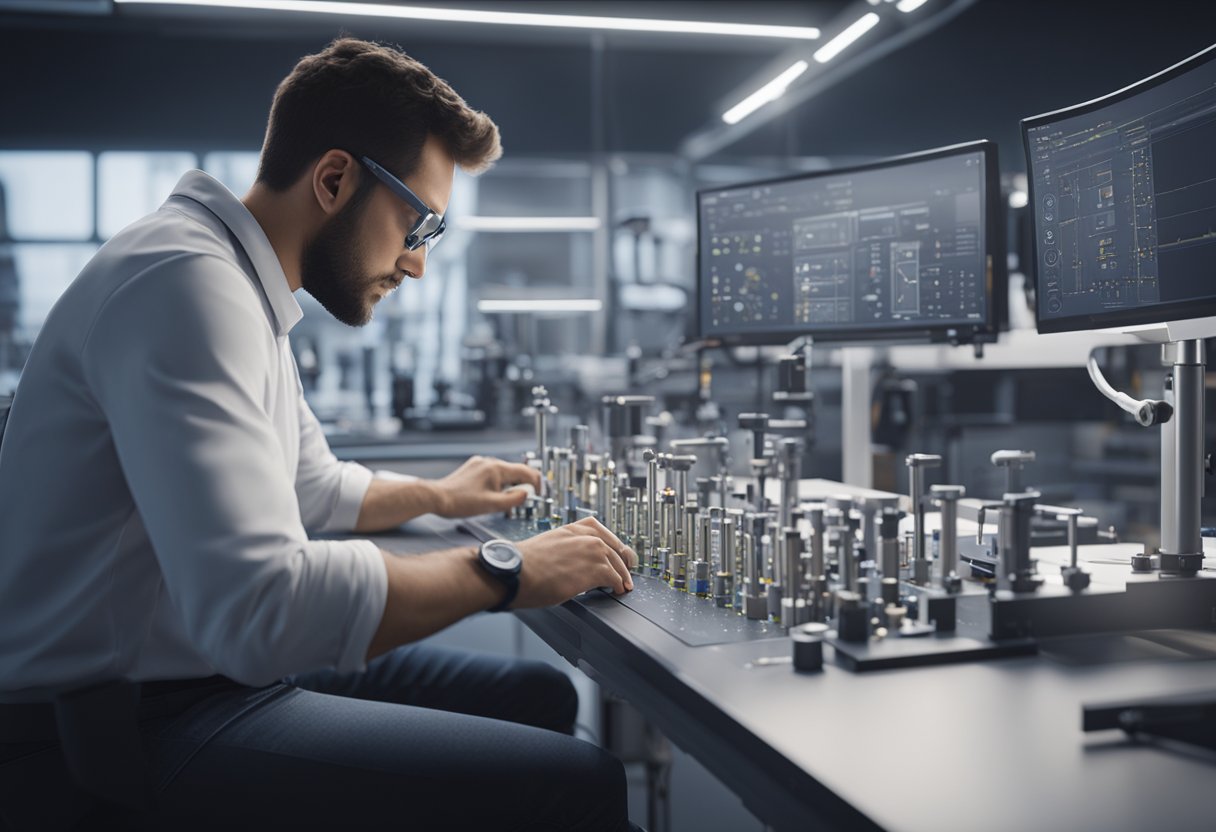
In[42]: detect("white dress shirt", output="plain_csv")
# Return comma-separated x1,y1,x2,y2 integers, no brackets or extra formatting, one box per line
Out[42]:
0,171,387,698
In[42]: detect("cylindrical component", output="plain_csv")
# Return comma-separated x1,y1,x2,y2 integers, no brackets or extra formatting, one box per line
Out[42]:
1162,340,1205,562
682,502,699,557
792,622,828,672
879,507,902,579
880,577,900,606
661,490,678,563
885,605,907,631
706,507,724,572
620,486,639,541
1160,366,1176,555
999,491,1041,591
551,448,568,504
643,449,659,562
1065,512,1079,569
811,574,829,622
570,424,588,462
777,438,802,531
669,454,697,511
839,516,857,592
714,571,734,608
905,454,942,568
931,484,965,586
742,515,766,618
722,514,736,579
656,546,670,580
783,527,803,599
529,386,556,498
781,597,810,627
743,593,767,620
807,503,826,578
836,591,868,643
671,552,688,591
767,581,783,622
692,559,710,597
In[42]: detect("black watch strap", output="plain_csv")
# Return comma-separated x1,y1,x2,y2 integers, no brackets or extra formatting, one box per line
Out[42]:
486,576,519,613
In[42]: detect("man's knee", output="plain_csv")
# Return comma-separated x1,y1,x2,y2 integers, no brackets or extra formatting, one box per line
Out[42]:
517,660,578,734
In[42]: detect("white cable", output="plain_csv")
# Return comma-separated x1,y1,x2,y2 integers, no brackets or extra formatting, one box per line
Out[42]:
1086,350,1166,426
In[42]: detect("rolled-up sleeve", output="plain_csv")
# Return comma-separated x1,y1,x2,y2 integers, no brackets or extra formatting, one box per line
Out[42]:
81,255,386,685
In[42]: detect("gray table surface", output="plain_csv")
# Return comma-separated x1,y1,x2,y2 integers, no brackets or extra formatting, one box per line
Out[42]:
366,499,1216,832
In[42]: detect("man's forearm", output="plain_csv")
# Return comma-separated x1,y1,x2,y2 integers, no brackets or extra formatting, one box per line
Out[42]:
353,477,442,532
365,546,504,660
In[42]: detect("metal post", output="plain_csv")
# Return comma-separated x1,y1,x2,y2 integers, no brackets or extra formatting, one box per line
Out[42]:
841,347,872,488
1160,339,1205,574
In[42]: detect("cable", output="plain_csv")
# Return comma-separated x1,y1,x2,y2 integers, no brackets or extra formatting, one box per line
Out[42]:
1086,350,1172,427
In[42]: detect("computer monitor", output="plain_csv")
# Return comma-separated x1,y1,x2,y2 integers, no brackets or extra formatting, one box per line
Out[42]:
1024,43,1216,335
694,141,1004,346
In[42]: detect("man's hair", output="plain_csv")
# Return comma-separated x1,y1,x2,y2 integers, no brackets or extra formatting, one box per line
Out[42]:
256,37,501,190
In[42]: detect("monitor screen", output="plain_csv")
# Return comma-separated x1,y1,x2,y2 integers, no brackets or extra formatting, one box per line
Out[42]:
695,141,1002,345
1024,44,1216,334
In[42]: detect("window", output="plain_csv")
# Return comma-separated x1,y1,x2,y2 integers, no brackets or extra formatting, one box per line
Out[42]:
98,152,196,239
0,152,93,240
204,151,260,196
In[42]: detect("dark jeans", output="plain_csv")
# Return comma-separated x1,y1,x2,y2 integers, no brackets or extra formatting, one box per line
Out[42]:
0,644,637,832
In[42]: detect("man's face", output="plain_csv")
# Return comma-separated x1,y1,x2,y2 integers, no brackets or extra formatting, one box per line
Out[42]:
301,136,455,327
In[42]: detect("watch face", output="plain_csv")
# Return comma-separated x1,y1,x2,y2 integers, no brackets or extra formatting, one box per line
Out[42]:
483,540,522,571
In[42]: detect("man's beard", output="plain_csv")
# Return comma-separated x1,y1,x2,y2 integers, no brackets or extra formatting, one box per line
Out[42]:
300,185,400,327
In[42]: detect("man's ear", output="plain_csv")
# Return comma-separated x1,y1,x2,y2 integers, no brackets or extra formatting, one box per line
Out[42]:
311,150,359,216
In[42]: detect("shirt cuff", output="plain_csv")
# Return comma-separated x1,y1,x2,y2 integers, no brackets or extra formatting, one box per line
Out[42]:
372,469,418,483
332,539,388,674
326,461,375,532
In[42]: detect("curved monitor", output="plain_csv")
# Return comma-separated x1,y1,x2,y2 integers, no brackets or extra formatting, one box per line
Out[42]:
1024,43,1216,334
695,141,1004,346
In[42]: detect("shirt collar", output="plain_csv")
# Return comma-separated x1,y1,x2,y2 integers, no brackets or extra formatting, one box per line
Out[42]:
169,170,304,337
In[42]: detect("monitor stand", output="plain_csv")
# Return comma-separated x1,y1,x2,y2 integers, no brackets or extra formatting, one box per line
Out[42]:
1157,339,1206,574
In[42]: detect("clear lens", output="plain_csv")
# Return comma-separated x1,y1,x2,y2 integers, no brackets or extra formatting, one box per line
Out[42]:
407,213,445,251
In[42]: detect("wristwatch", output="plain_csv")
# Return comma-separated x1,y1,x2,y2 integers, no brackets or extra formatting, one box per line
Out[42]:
478,539,523,612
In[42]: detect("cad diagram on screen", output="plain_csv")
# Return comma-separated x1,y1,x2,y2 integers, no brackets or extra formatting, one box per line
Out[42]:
1026,49,1216,328
698,149,989,342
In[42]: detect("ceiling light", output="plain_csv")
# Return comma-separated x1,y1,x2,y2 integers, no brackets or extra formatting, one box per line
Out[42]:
812,12,880,64
896,0,930,11
722,60,809,125
477,299,603,313
453,216,601,232
114,0,821,40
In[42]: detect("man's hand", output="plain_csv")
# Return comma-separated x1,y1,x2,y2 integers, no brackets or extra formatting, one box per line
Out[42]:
430,455,542,519
511,517,638,608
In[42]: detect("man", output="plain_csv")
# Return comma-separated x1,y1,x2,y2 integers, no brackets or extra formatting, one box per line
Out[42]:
0,38,639,830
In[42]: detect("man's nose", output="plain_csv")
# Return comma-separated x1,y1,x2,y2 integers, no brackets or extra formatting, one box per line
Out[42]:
398,247,426,280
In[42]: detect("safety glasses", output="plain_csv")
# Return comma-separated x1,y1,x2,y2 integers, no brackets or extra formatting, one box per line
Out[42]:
357,155,446,252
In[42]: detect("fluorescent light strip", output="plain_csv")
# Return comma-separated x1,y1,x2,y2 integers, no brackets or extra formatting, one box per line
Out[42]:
114,0,820,40
477,299,603,313
722,60,809,125
453,216,601,232
895,0,929,12
812,12,880,64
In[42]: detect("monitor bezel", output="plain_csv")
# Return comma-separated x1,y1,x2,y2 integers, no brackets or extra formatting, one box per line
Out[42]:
1022,42,1216,335
693,139,1006,347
